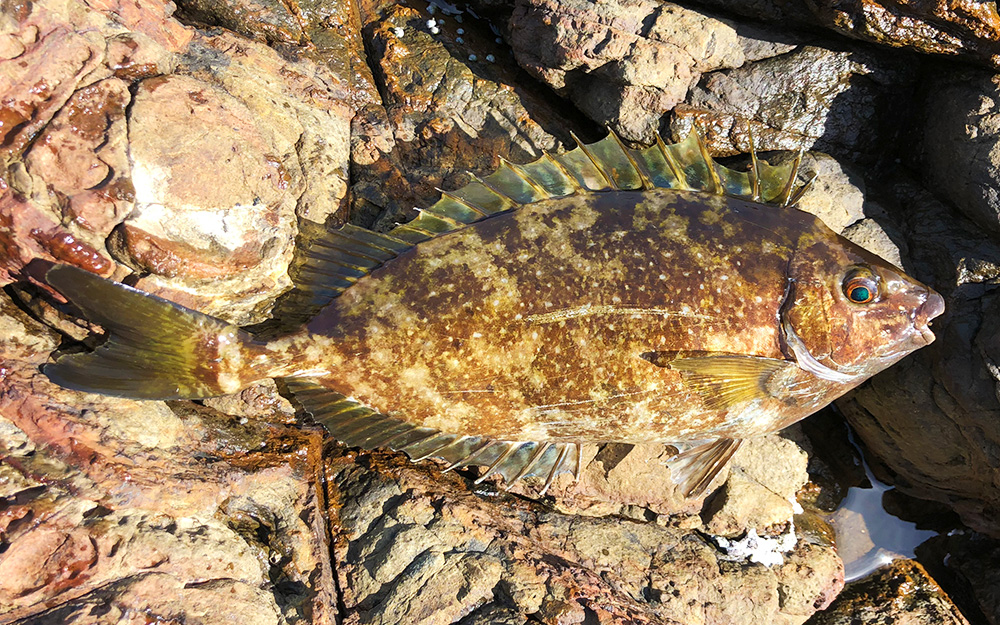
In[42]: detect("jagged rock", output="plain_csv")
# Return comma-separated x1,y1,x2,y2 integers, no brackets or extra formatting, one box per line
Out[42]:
807,559,970,625
686,0,1000,69
671,45,918,161
325,448,843,625
921,69,1000,235
508,0,765,142
0,0,353,324
348,0,568,228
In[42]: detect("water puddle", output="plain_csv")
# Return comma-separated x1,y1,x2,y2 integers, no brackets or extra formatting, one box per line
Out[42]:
826,429,938,581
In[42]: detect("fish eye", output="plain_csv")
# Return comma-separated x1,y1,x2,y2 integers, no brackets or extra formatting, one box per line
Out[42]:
842,267,879,304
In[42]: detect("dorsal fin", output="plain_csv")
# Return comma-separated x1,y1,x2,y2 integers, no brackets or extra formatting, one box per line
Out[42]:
275,127,807,320
282,378,581,494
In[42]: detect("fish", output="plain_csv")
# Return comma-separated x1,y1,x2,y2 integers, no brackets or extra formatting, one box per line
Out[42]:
38,129,945,497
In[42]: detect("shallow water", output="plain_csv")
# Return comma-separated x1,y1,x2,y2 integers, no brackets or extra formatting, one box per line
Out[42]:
827,430,938,581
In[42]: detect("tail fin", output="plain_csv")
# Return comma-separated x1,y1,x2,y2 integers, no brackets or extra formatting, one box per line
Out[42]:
42,264,263,400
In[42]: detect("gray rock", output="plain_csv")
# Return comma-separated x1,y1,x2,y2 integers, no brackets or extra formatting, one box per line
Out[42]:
674,45,917,160
922,69,1000,235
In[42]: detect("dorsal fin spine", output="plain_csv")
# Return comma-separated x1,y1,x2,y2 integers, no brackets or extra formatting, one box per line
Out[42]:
609,131,653,190
778,149,804,207
570,131,618,190
693,127,724,195
655,134,688,190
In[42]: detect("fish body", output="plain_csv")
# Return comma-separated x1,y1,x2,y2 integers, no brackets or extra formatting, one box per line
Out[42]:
40,132,944,495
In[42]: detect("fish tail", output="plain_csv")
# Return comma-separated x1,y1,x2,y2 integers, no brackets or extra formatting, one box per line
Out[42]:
42,264,268,400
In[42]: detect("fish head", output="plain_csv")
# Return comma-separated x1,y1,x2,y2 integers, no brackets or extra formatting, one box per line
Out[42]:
782,226,944,381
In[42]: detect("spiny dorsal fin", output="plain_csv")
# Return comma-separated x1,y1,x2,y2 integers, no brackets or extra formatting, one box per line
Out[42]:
278,125,808,317
283,378,581,494
667,438,743,497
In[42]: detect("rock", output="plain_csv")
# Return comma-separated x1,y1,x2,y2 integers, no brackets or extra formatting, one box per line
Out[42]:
687,0,1000,70
672,45,918,161
0,0,354,325
807,0,1000,70
508,0,753,142
0,290,337,624
346,0,571,228
918,531,1000,625
807,559,970,625
326,448,843,625
921,69,1000,235
837,176,1000,538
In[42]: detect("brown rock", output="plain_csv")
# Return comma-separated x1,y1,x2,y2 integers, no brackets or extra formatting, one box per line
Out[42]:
326,449,843,625
808,0,1000,69
349,1,567,227
807,559,970,625
921,70,1000,235
509,0,747,142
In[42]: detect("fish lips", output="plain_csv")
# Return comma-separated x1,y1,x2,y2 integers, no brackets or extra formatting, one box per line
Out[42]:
914,289,945,346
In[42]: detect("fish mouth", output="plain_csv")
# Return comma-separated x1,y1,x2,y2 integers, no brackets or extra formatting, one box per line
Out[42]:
915,289,945,346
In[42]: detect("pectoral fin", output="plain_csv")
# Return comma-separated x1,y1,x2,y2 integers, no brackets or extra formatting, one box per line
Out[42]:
641,351,791,410
667,438,743,498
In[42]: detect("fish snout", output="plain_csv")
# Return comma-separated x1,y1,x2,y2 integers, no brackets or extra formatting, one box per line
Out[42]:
914,288,945,345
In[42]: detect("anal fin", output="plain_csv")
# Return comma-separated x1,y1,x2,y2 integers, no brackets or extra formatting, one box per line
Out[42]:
282,378,579,494
667,438,743,498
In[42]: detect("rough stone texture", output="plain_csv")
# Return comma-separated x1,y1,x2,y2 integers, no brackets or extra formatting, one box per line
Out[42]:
326,448,843,625
508,0,768,142
0,0,353,324
918,531,1000,625
671,45,918,161
0,291,337,624
807,0,1000,70
921,70,1000,235
807,559,971,625
837,177,1000,538
686,0,1000,69
348,0,570,229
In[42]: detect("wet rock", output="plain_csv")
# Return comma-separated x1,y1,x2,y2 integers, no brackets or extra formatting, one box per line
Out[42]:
508,0,760,142
837,177,1000,538
807,559,970,625
921,69,1000,235
348,1,569,227
672,45,918,161
807,0,1000,70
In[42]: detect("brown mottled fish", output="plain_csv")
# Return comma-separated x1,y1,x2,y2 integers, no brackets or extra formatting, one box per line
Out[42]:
40,130,944,496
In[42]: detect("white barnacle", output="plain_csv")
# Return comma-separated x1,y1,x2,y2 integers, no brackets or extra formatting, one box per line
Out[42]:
468,53,478,61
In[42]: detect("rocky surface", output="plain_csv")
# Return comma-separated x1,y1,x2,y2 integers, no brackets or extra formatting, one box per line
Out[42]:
807,559,971,625
2,0,999,621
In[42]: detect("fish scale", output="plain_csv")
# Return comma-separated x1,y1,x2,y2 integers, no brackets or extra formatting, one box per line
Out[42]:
40,129,944,497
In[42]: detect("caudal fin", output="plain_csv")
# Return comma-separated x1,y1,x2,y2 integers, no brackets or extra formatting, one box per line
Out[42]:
42,264,261,400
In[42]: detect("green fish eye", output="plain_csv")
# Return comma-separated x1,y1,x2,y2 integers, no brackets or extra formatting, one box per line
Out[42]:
842,268,878,304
